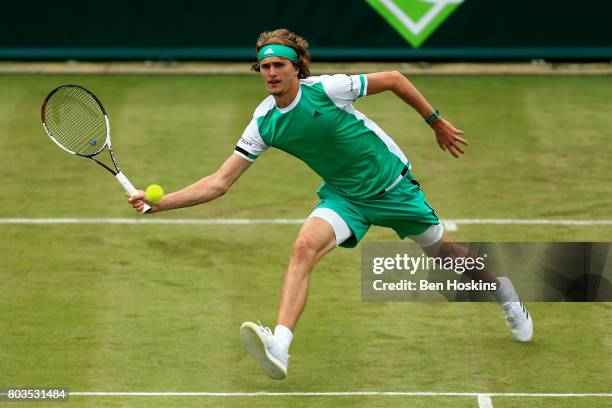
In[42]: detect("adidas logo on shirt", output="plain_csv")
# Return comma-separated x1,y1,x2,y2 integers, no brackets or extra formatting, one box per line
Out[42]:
313,110,322,118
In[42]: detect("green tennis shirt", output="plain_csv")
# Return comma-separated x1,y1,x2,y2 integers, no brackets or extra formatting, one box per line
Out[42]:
234,74,409,199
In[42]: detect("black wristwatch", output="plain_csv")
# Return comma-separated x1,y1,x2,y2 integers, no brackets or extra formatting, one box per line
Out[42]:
425,110,440,125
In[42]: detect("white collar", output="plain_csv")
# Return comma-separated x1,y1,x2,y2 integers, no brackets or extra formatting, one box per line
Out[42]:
276,84,302,113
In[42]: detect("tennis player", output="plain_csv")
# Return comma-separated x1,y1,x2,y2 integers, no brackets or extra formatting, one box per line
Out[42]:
128,28,533,380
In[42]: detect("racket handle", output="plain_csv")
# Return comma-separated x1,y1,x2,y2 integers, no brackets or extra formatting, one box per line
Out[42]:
115,172,151,214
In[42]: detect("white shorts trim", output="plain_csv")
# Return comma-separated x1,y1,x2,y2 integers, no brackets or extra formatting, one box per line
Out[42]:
308,208,352,246
409,223,445,248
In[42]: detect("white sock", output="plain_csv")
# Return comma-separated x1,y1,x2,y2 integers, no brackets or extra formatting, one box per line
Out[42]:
274,324,293,354
492,277,519,308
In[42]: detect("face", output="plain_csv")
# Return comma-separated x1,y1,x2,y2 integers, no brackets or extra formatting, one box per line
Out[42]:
259,56,299,96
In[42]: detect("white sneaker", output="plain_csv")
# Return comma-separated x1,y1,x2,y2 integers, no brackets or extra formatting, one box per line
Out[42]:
502,301,533,342
240,321,289,380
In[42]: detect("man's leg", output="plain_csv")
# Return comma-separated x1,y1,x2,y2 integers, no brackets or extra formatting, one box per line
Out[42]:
277,216,337,330
420,228,499,285
411,224,533,342
240,215,343,379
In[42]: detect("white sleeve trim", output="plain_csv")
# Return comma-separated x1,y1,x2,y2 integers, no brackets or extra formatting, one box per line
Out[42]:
235,117,268,160
321,74,367,109
233,150,256,163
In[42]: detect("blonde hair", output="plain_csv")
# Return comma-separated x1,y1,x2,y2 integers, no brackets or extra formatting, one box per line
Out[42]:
251,28,311,79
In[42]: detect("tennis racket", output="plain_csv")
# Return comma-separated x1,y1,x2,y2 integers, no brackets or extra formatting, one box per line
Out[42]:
41,84,150,213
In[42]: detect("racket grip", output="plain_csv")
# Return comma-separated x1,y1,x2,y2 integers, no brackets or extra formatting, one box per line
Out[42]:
115,172,151,214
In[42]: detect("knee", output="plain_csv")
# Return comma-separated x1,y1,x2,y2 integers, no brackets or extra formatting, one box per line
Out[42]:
292,235,318,261
430,242,468,259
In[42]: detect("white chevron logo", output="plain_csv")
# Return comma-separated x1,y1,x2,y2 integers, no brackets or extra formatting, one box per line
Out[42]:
379,0,464,35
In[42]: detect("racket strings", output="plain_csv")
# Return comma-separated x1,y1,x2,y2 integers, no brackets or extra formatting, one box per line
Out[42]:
53,89,106,154
47,91,105,154
44,87,108,156
50,88,106,154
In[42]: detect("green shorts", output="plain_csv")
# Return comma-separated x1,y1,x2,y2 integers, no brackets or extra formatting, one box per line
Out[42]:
314,174,440,248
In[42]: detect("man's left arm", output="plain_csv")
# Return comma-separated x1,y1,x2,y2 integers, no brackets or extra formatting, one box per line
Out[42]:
366,71,468,158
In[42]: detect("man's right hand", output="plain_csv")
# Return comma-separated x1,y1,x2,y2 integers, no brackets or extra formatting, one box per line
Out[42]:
126,191,161,214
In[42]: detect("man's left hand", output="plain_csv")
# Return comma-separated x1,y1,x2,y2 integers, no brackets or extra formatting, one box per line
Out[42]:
431,118,468,158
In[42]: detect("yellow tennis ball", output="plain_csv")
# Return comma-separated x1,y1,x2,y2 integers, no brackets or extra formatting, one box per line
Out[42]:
145,184,164,203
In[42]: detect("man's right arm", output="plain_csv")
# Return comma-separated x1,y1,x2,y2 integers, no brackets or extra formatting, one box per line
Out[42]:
127,154,252,213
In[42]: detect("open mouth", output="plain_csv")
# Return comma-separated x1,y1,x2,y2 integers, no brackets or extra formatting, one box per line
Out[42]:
268,80,281,85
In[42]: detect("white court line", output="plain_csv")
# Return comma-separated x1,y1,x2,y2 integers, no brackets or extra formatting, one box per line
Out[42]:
446,219,612,232
450,219,612,226
478,394,493,408
0,218,306,225
1,218,612,230
68,391,612,397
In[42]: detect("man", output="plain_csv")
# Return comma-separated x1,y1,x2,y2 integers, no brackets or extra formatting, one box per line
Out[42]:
128,29,533,380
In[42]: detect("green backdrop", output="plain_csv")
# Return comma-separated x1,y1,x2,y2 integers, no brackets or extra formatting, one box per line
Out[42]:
2,0,611,59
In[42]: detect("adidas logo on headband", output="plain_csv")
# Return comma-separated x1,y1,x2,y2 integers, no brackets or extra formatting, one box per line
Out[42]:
257,44,299,63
